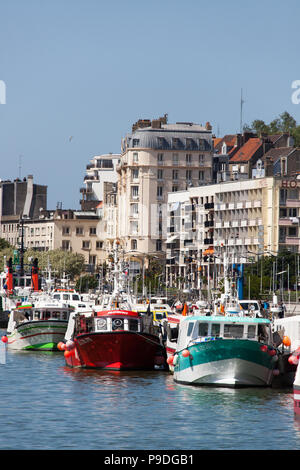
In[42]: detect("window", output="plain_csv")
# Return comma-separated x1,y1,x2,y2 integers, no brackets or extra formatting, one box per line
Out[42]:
82,240,90,249
157,169,163,180
130,203,139,217
186,170,192,181
130,221,138,235
97,318,107,331
132,139,139,147
198,323,208,336
76,227,83,235
62,240,70,250
172,153,179,165
129,319,139,332
224,324,244,338
131,186,139,199
96,241,103,249
112,318,124,330
156,239,162,251
199,171,204,181
247,325,256,339
132,168,139,180
62,226,70,235
187,322,194,336
172,185,178,192
157,153,164,164
172,169,179,181
157,186,163,199
186,154,192,164
199,154,205,165
211,324,220,337
89,227,96,235
131,239,137,250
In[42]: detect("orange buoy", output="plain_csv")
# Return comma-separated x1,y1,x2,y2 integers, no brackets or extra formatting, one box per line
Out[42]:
64,349,72,358
182,349,190,357
1,336,8,343
167,356,174,365
283,336,291,347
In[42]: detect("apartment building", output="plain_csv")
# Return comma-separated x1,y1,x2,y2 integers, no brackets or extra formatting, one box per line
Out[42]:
166,176,291,290
20,209,105,272
0,175,47,246
117,115,214,272
80,153,120,211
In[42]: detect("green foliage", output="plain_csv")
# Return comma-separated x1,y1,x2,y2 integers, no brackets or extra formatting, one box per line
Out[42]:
243,250,299,299
22,249,85,279
75,274,98,292
248,111,300,146
0,238,11,250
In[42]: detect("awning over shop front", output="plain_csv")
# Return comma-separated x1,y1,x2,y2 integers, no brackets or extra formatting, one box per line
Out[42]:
203,247,214,255
166,234,179,244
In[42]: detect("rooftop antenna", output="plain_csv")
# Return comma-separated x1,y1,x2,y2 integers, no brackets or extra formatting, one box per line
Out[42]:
18,155,22,179
240,88,245,134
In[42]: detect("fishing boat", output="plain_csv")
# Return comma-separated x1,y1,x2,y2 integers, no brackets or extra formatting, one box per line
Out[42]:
62,241,165,370
3,295,74,351
168,314,279,387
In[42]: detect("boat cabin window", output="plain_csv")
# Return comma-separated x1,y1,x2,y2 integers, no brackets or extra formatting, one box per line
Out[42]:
247,325,256,339
53,294,60,300
96,318,107,331
129,319,139,332
72,294,80,301
33,310,39,320
258,323,269,342
211,323,220,337
198,323,209,337
187,322,195,336
63,294,70,301
112,318,124,331
224,324,244,338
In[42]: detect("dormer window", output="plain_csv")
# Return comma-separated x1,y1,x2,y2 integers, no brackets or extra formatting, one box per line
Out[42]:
222,143,227,155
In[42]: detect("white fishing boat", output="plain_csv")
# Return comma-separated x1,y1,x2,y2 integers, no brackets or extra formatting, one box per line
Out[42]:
3,295,74,351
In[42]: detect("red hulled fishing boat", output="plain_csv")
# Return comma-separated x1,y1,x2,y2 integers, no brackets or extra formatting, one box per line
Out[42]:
61,241,165,370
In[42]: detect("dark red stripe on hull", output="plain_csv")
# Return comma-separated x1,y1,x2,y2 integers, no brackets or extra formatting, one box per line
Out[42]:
65,331,163,370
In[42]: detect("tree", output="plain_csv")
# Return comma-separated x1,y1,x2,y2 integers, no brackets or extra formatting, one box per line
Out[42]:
75,274,98,293
251,119,270,136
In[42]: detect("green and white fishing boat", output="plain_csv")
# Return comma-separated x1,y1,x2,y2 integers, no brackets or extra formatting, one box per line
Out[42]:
170,314,279,387
5,295,74,351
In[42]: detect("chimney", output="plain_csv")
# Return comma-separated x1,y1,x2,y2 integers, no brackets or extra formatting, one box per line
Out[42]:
205,122,212,131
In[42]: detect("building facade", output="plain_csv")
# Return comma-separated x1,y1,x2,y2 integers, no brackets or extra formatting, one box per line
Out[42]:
117,115,214,271
165,176,298,290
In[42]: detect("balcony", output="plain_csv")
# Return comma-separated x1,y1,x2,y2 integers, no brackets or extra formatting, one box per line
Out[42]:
204,202,214,210
204,238,213,245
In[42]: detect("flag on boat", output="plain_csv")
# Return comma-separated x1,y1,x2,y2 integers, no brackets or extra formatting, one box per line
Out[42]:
182,303,188,316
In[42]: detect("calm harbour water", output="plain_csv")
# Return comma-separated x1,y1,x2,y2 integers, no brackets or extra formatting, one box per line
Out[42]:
0,329,300,451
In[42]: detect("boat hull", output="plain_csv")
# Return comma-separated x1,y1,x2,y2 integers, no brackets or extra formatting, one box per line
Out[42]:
65,331,164,370
174,339,276,387
7,320,68,351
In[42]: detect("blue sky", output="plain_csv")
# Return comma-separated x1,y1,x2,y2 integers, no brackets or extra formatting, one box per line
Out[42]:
0,0,300,208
